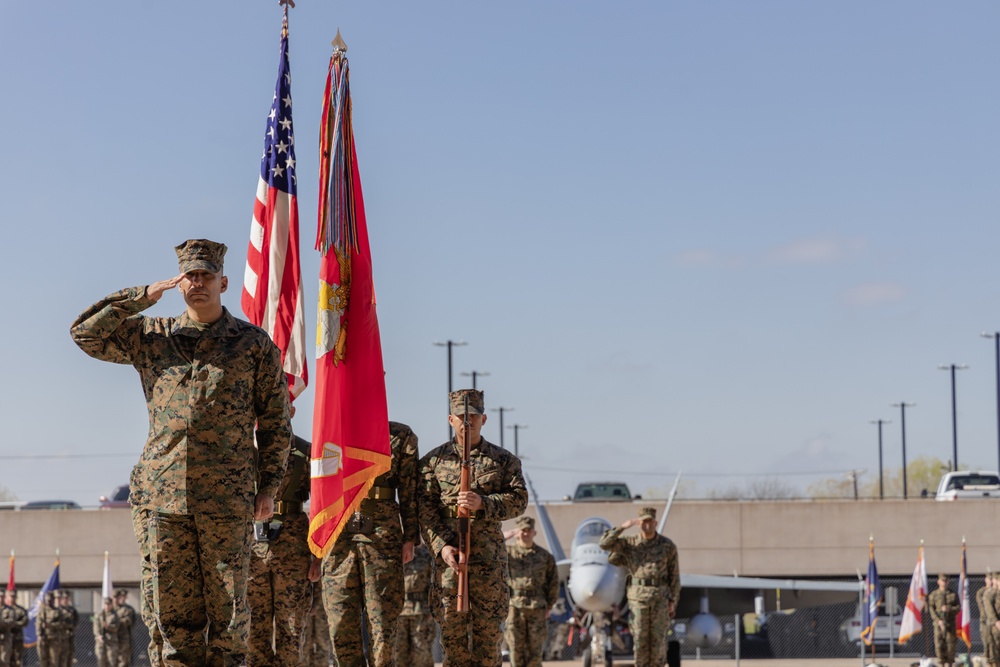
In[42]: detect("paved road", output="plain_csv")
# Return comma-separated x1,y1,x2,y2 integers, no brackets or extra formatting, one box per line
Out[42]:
512,660,926,667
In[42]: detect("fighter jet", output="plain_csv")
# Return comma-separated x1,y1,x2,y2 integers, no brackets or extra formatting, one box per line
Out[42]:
527,474,859,667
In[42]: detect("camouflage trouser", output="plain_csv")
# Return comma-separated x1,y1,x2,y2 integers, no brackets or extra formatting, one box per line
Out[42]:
11,632,23,667
629,595,671,667
299,593,332,667
991,626,1000,666
504,607,547,667
394,613,436,667
0,631,11,667
934,626,957,663
61,633,75,667
136,509,253,667
434,560,509,667
132,505,164,667
38,635,62,667
322,540,402,667
247,514,313,667
96,637,119,667
982,623,992,663
117,632,133,667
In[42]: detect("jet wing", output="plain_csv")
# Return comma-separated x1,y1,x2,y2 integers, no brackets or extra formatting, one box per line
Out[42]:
676,573,860,618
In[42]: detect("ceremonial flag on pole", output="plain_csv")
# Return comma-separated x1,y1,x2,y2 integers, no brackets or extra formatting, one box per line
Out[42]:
242,9,308,401
898,544,927,644
308,34,390,558
23,557,59,648
957,541,971,648
7,551,13,591
860,539,881,646
101,551,113,599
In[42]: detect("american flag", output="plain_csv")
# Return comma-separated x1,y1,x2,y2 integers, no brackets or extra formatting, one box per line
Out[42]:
242,14,307,400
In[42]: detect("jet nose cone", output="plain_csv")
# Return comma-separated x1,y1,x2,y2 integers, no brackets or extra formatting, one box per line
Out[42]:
570,564,620,613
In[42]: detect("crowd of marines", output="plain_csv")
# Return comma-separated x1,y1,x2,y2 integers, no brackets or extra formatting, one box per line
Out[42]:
63,238,681,667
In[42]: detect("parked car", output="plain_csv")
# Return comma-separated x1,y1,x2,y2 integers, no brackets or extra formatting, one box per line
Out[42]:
840,601,902,645
99,484,131,509
20,500,81,510
935,471,1000,501
565,481,637,502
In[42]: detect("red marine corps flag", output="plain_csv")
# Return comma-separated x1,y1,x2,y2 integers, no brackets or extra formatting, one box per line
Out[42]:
308,33,390,558
242,6,308,400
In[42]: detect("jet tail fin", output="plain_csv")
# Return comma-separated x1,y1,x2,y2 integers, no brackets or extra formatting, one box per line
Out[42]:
657,470,682,534
525,473,566,562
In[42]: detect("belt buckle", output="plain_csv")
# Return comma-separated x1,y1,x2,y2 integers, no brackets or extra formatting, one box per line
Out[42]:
348,512,373,534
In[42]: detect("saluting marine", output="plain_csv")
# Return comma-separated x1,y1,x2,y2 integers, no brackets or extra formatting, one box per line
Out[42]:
70,239,292,667
599,506,680,667
418,389,528,667
322,421,420,667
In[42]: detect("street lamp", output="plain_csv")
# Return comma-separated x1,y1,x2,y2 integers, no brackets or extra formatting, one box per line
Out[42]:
869,419,892,500
460,370,490,390
433,340,467,439
938,364,968,471
890,402,915,499
508,423,528,458
491,406,513,449
982,332,1000,472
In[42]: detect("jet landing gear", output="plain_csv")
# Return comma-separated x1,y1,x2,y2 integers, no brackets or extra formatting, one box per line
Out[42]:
581,611,614,667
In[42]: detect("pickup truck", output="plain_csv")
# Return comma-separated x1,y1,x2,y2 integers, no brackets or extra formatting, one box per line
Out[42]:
935,470,1000,501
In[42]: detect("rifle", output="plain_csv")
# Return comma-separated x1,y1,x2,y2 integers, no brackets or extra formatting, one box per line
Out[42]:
455,394,472,613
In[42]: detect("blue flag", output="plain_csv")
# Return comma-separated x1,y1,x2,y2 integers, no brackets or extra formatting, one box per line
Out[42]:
23,560,59,647
860,541,881,646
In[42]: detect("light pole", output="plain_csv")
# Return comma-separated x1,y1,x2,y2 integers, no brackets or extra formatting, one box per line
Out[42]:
891,402,915,498
491,406,513,449
460,370,490,390
938,364,968,471
508,423,528,458
982,332,1000,472
434,340,467,439
869,419,891,500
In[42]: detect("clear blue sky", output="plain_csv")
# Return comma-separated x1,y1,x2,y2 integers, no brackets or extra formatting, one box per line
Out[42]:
3,2,999,505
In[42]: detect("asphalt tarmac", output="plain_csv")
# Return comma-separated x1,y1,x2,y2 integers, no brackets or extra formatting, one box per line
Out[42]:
524,660,923,667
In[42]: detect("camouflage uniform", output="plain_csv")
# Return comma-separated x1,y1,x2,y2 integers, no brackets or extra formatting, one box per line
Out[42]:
418,390,529,667
93,602,121,667
394,544,436,667
58,592,76,667
114,591,137,667
0,599,28,667
70,240,292,667
986,576,1000,667
37,594,62,667
599,508,680,667
322,422,420,667
248,435,313,667
929,579,960,665
504,517,558,667
979,581,992,666
299,593,332,667
0,594,28,667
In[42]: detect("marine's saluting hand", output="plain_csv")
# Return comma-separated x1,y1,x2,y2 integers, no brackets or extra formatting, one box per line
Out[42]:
147,274,184,302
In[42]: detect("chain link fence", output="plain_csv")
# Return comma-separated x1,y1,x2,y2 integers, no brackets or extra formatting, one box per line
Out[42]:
13,575,989,665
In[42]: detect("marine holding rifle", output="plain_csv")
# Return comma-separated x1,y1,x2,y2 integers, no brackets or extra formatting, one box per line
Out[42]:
418,389,528,667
